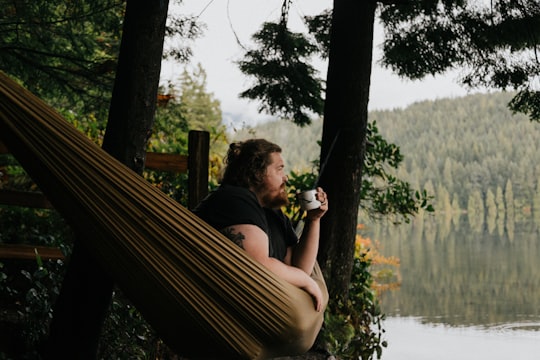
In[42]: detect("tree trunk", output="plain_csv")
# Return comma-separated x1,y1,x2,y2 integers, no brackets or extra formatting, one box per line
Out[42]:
102,0,169,173
317,0,377,303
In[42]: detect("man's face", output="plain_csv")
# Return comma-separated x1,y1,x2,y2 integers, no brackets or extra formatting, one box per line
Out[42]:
257,152,289,208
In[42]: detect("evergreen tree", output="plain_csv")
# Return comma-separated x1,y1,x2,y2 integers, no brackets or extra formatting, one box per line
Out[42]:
178,64,223,132
467,189,485,233
436,183,452,215
177,64,227,157
505,179,516,240
442,158,454,195
451,193,462,228
485,188,497,234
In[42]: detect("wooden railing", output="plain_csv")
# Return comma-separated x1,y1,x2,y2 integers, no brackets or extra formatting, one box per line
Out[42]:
0,130,209,260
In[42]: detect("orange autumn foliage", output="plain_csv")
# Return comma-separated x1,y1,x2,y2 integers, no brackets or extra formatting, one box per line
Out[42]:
355,224,401,294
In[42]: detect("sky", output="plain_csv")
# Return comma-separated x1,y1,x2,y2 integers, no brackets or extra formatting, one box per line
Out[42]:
161,0,476,127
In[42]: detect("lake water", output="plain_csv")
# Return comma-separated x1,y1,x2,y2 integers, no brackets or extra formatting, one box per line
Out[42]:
365,214,540,360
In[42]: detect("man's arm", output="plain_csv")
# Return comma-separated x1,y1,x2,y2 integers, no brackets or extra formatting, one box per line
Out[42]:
290,218,321,274
224,224,323,312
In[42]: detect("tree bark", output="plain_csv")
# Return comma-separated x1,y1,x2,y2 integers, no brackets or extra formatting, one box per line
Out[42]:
102,0,169,172
318,0,377,302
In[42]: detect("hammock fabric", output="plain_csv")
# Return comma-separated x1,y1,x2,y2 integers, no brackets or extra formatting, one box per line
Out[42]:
0,71,328,359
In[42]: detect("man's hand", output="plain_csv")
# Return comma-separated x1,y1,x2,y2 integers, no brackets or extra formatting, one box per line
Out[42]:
302,276,324,312
304,187,328,222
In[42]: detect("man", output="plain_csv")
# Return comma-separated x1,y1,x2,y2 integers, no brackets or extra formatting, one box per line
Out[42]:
193,139,328,311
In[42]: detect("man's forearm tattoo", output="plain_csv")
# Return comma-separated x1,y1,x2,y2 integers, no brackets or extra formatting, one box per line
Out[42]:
221,227,245,249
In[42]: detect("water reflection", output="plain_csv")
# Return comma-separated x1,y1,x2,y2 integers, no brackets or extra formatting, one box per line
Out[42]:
366,215,540,329
382,317,540,360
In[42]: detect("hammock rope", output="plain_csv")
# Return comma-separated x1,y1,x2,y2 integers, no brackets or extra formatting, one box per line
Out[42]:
0,71,328,359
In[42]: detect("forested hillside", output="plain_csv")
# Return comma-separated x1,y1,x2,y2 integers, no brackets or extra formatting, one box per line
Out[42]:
232,91,540,221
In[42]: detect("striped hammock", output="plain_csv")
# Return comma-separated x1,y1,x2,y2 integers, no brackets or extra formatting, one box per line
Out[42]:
0,71,328,359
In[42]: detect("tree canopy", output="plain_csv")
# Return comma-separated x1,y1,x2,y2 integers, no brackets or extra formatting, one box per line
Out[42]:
0,0,124,115
380,0,540,121
0,0,202,119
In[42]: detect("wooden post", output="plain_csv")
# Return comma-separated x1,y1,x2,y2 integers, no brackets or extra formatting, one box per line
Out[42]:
188,130,209,210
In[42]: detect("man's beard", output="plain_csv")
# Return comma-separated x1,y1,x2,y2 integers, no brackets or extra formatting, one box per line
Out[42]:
260,186,289,208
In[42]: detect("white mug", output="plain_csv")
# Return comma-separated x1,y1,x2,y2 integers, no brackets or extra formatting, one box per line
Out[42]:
297,189,321,211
